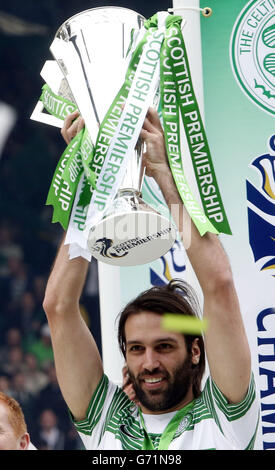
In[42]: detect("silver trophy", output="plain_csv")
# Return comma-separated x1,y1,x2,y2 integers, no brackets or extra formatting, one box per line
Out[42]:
31,6,177,266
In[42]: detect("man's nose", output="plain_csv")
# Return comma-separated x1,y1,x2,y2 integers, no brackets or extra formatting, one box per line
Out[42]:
143,349,161,371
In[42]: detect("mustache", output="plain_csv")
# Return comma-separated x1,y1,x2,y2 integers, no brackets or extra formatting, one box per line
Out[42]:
136,368,170,381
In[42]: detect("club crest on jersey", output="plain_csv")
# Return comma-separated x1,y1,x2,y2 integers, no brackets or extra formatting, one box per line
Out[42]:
176,413,192,436
246,135,275,276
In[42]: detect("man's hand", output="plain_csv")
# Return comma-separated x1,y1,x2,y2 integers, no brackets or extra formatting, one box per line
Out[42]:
60,107,168,180
61,110,85,145
122,366,140,406
140,108,169,179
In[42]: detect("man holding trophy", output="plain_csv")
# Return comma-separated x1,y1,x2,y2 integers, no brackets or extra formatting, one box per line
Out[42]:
37,7,259,450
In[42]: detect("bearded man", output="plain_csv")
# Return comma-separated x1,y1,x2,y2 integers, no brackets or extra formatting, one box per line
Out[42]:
43,108,259,450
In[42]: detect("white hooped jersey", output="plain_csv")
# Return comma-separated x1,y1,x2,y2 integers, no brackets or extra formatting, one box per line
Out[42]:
71,373,259,450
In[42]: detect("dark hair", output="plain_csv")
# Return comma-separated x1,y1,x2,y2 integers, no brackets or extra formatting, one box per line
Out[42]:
117,279,205,398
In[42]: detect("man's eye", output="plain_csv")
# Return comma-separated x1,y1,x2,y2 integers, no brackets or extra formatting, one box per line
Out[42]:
158,343,173,350
130,345,143,352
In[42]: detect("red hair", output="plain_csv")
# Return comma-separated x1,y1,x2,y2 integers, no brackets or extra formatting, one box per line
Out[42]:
0,392,27,437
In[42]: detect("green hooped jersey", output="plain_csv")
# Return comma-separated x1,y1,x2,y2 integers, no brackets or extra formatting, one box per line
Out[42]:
71,373,259,450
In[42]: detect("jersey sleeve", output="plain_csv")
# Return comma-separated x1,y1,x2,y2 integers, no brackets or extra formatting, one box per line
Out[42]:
68,374,114,449
69,374,133,449
204,373,260,449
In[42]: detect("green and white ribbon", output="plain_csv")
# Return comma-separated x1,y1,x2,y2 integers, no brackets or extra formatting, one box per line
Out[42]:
44,122,96,230
160,15,231,235
40,84,97,231
40,83,77,120
43,10,231,256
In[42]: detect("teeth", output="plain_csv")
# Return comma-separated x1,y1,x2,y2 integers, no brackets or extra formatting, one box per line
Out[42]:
144,378,162,383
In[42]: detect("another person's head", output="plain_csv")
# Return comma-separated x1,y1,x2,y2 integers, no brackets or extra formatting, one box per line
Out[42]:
5,328,22,347
0,376,11,395
118,279,205,413
39,409,57,429
0,392,30,450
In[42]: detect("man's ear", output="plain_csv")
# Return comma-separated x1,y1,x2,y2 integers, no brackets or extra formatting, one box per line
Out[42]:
19,432,30,450
191,338,201,365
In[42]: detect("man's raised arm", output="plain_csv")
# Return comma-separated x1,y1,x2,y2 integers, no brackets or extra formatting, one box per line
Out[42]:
141,108,251,404
43,113,103,422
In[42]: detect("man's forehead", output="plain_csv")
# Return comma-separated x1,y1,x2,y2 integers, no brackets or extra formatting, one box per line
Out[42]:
0,401,12,426
125,311,184,343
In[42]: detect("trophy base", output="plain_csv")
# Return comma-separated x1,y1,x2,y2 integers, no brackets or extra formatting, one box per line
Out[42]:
87,190,177,266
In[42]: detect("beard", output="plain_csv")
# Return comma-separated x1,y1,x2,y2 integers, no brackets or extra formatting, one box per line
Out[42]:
127,354,194,412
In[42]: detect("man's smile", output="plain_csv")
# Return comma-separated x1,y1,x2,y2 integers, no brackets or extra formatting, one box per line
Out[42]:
139,374,168,391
